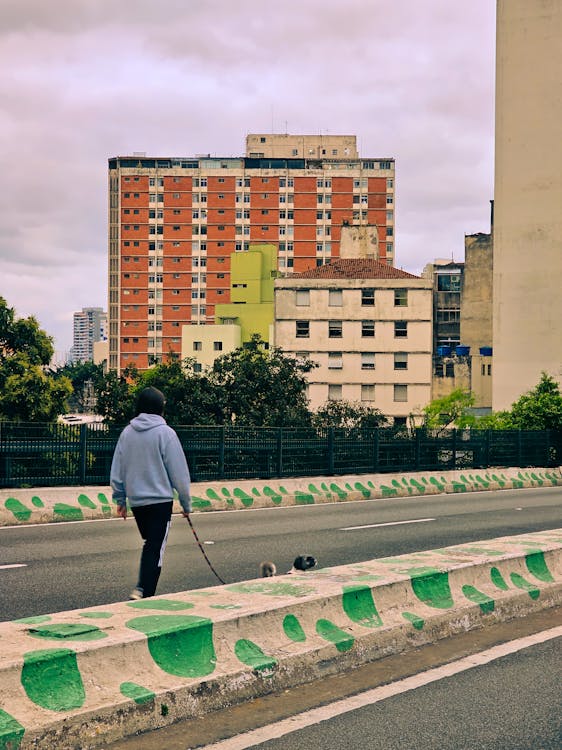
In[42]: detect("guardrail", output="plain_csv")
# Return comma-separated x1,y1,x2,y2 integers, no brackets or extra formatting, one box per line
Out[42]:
1,421,561,488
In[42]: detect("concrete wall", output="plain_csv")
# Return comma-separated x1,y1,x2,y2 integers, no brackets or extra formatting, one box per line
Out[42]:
493,0,562,409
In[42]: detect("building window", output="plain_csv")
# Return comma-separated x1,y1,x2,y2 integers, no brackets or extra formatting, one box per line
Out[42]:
193,362,202,373
328,352,343,369
361,288,375,306
362,320,375,337
394,289,408,307
394,352,408,370
328,384,342,401
361,385,375,402
328,289,343,307
193,342,203,352
394,384,408,402
328,320,342,338
380,161,392,170
437,274,462,292
361,352,375,370
296,320,310,338
394,321,408,338
296,290,310,306
213,341,223,351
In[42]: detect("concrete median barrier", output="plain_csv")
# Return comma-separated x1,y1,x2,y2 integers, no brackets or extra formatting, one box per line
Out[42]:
0,528,561,749
1,466,561,527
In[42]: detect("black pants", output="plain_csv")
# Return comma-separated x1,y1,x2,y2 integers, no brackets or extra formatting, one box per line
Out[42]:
131,501,173,597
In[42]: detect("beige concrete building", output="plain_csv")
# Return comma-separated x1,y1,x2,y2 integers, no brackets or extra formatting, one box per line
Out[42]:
493,0,562,409
274,258,433,423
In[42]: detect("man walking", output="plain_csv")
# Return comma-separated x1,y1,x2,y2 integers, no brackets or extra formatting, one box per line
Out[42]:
110,386,192,599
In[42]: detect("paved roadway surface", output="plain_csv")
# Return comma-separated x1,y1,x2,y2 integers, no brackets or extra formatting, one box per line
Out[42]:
1,486,561,621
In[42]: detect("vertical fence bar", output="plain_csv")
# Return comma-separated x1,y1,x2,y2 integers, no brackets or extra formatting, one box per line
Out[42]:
414,429,421,471
218,426,225,480
372,429,379,474
327,428,335,476
517,430,523,467
484,429,491,468
451,429,457,469
276,428,283,477
79,424,87,485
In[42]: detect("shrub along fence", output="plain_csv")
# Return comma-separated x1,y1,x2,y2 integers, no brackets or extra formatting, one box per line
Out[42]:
1,422,561,489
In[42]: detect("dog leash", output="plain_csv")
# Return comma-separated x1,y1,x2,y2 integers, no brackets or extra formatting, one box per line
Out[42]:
185,514,226,585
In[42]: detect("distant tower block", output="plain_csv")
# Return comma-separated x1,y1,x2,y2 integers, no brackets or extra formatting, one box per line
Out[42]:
339,224,379,260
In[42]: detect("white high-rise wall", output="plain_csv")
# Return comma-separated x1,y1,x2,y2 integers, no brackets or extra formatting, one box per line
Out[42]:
493,0,562,409
72,307,107,364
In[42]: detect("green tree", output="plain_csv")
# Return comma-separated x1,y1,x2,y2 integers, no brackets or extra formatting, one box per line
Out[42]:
0,297,71,421
209,335,314,427
508,372,562,431
94,369,136,425
54,361,105,413
312,400,387,431
421,388,475,431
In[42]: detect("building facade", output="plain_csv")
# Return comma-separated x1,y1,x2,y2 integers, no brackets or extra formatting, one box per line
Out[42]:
70,307,107,364
108,134,395,372
494,0,562,408
274,258,432,423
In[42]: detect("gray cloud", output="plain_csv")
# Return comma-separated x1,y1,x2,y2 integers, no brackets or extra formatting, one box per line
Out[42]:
0,0,496,353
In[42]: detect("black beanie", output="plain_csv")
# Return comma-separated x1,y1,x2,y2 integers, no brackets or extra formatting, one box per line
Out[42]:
134,387,165,417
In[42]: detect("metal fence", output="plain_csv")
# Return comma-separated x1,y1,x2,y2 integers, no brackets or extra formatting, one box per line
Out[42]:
1,422,561,489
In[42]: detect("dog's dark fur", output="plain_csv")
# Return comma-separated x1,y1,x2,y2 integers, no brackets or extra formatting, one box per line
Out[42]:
259,555,317,577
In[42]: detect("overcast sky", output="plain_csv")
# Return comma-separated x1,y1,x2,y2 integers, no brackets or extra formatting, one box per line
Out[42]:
0,0,496,355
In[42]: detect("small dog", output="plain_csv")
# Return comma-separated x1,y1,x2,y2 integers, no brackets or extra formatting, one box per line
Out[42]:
259,555,317,578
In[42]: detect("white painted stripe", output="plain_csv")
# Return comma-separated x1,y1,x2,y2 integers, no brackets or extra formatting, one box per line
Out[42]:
340,517,435,531
0,563,27,570
199,625,562,750
158,520,171,568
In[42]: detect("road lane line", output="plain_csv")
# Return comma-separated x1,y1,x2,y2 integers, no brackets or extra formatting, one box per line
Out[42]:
199,625,562,750
0,564,27,570
340,518,435,531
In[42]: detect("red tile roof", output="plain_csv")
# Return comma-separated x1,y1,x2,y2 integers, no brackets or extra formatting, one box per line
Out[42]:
291,258,420,280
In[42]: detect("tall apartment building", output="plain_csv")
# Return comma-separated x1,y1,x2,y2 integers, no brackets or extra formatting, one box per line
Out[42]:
494,1,562,408
108,134,395,372
274,258,432,423
70,307,107,364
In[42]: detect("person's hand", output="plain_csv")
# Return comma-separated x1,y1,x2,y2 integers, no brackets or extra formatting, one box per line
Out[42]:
117,505,127,520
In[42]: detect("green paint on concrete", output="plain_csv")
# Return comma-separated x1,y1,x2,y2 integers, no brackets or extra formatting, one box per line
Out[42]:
127,615,216,677
402,612,425,630
409,568,453,609
354,482,372,498
352,574,384,582
97,493,110,505
429,477,446,492
475,475,490,489
410,479,426,493
530,473,543,486
210,604,242,610
227,581,315,597
31,495,44,508
120,682,155,705
367,480,376,488
345,482,353,491
252,488,261,496
294,491,315,505
0,708,25,749
221,488,232,497
342,585,383,628
278,486,289,494
491,474,506,488
233,488,254,507
77,493,96,509
4,497,31,521
316,619,354,652
308,483,322,494
283,614,306,642
53,503,84,521
525,551,554,583
127,599,195,611
458,546,505,556
462,585,495,613
451,481,468,493
206,489,222,501
545,472,559,485
234,639,277,672
511,478,524,489
380,485,398,497
28,623,107,641
21,648,85,711
192,497,213,510
329,483,348,499
14,615,51,624
79,611,114,619
510,573,540,600
263,486,283,504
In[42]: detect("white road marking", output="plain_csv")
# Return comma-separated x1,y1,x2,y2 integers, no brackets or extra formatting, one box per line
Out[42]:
0,563,27,570
340,518,435,531
199,625,562,750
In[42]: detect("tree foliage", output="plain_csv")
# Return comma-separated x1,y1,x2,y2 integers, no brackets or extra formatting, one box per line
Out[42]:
508,372,562,431
311,400,387,431
421,388,475,431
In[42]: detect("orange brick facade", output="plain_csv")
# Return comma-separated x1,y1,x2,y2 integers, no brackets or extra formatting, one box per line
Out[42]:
108,152,395,372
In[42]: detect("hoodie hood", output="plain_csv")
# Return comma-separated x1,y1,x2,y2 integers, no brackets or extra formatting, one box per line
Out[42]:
130,413,167,432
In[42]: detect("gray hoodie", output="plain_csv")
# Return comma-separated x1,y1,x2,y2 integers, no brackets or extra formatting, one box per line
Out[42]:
110,413,192,513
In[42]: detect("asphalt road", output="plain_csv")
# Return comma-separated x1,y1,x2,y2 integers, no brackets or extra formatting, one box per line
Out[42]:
1,485,561,621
